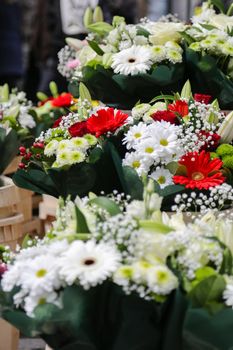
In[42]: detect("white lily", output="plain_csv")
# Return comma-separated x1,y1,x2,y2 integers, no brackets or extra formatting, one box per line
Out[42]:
217,111,233,143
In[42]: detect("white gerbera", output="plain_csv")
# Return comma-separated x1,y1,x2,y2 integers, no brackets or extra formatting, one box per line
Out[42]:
59,240,120,289
150,167,173,188
111,45,152,76
24,291,61,317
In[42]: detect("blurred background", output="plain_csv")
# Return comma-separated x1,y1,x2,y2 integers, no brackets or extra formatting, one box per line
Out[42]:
0,0,231,101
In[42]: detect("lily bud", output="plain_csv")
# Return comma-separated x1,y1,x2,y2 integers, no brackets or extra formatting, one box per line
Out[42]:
36,91,48,101
217,111,233,143
83,7,93,28
49,81,58,97
93,6,103,23
0,84,9,103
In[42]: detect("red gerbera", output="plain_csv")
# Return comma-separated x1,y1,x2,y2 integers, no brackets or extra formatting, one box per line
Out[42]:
51,93,73,108
151,110,177,124
168,100,189,117
68,121,89,137
198,131,220,151
86,108,128,138
173,150,225,190
194,94,212,104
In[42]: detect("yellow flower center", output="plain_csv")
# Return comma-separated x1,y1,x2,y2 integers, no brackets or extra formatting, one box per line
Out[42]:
134,132,142,138
36,269,47,278
145,147,154,153
38,298,46,305
158,176,166,184
192,172,205,181
132,160,140,168
160,139,168,146
157,271,168,283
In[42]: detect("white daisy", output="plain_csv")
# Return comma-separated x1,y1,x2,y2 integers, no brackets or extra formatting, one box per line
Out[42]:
123,152,154,176
150,167,173,188
123,122,149,149
111,45,152,76
59,240,120,289
24,291,61,317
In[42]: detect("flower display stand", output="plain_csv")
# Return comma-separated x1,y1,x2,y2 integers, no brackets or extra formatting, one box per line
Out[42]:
0,319,19,350
3,156,21,176
39,195,58,232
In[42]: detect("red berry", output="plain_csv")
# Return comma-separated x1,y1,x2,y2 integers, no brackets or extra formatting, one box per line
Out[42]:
33,142,44,149
24,152,32,160
18,162,26,169
19,146,26,155
35,154,41,159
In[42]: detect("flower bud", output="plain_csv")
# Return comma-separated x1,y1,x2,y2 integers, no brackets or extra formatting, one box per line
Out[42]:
83,7,93,28
49,81,58,98
93,6,104,23
36,91,48,101
217,111,233,143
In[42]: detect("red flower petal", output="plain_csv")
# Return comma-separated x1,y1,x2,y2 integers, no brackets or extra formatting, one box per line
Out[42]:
51,93,73,108
194,94,212,104
151,110,177,124
68,121,89,137
173,150,225,190
168,100,189,117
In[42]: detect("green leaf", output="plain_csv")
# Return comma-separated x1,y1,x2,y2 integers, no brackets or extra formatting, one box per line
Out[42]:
122,166,143,200
75,206,90,233
88,147,103,163
149,95,174,104
79,82,92,104
136,26,150,38
160,185,185,197
0,128,20,174
87,21,113,35
199,23,218,31
220,248,233,275
180,31,195,45
209,0,225,13
87,40,104,56
89,196,121,216
165,162,178,175
139,220,173,233
189,275,226,310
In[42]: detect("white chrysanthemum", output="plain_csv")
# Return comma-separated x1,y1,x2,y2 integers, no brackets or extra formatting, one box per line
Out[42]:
111,45,152,76
123,122,149,149
222,43,233,57
44,140,59,157
1,264,22,292
18,108,36,129
166,49,182,63
59,240,120,289
165,41,183,53
69,150,85,165
151,45,166,63
58,140,73,152
56,150,70,166
123,152,154,176
147,265,178,295
84,134,97,146
114,265,134,286
150,167,173,188
70,137,89,151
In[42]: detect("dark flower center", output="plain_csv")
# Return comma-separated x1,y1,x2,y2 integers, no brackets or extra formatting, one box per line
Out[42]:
83,258,96,266
128,58,136,63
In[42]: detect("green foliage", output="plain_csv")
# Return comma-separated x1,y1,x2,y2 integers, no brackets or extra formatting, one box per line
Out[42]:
189,275,226,313
0,128,20,174
87,22,113,36
216,144,233,157
87,40,104,56
75,206,90,233
89,197,121,216
209,0,225,13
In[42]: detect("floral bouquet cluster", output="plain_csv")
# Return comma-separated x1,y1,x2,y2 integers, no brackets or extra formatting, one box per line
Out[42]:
13,82,233,213
122,81,233,212
183,0,233,109
0,84,36,175
58,7,186,108
1,183,233,349
13,84,138,198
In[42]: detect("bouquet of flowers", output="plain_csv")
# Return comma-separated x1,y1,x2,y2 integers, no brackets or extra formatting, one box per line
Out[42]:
1,183,233,349
13,82,233,212
0,84,36,175
122,81,233,212
182,0,233,109
59,7,186,109
13,84,141,199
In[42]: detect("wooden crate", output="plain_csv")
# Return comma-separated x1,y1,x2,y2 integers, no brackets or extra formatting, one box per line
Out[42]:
0,176,19,219
0,319,19,350
39,195,58,232
3,156,21,176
